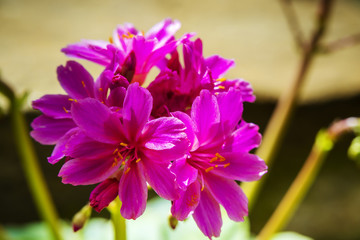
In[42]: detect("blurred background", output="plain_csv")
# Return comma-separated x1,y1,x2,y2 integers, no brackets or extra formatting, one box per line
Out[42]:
1,0,360,239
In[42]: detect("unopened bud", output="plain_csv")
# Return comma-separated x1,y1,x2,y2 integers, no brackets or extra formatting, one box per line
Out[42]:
349,136,360,165
168,215,178,230
72,203,92,232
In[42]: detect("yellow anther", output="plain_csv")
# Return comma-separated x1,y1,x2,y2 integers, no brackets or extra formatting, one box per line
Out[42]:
81,81,86,88
136,158,141,163
120,142,128,147
218,86,225,90
215,165,218,168
210,156,218,163
99,88,103,91
224,163,230,168
124,167,131,174
122,33,134,39
68,98,78,102
109,36,114,43
216,78,226,82
215,153,225,161
117,152,123,160
113,148,119,154
205,166,214,173
112,158,119,167
63,107,69,113
122,161,126,165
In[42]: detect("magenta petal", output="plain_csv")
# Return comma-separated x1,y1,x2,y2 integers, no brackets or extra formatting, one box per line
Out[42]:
146,18,180,46
217,79,256,103
122,83,153,141
142,117,187,151
59,154,120,185
192,188,222,238
212,152,267,182
71,98,124,144
30,115,76,145
32,94,71,119
191,90,220,146
171,181,200,221
94,70,113,103
205,173,248,221
172,111,199,151
57,61,95,99
216,88,243,135
64,132,115,160
204,55,235,79
141,159,179,200
171,158,198,190
90,178,119,212
223,121,262,152
107,87,126,107
48,128,79,164
119,164,147,219
61,40,112,66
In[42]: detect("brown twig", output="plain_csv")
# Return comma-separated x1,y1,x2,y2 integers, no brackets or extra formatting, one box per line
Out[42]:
279,0,305,50
243,0,334,210
321,33,360,53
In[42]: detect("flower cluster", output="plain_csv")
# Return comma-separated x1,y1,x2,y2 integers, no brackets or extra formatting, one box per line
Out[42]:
31,19,267,239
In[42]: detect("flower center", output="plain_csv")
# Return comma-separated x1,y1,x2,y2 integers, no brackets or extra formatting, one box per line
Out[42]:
189,152,230,174
112,142,141,173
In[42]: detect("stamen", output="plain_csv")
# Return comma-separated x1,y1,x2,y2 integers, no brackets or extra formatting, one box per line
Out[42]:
113,148,118,154
99,88,103,91
117,152,123,160
122,33,135,39
63,107,69,113
205,166,214,173
136,158,141,163
215,153,225,161
216,78,226,82
218,85,225,90
210,156,218,163
224,163,230,168
109,36,113,43
120,142,128,147
81,81,86,88
112,158,119,167
68,98,78,102
124,167,131,174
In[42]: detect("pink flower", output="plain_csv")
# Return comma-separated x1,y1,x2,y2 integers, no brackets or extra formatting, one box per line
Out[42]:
58,83,189,219
62,19,193,85
148,38,255,117
170,89,267,238
31,60,129,163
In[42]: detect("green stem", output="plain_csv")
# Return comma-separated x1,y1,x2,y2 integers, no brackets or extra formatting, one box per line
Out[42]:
242,0,334,210
107,198,127,240
0,78,62,240
257,118,358,240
